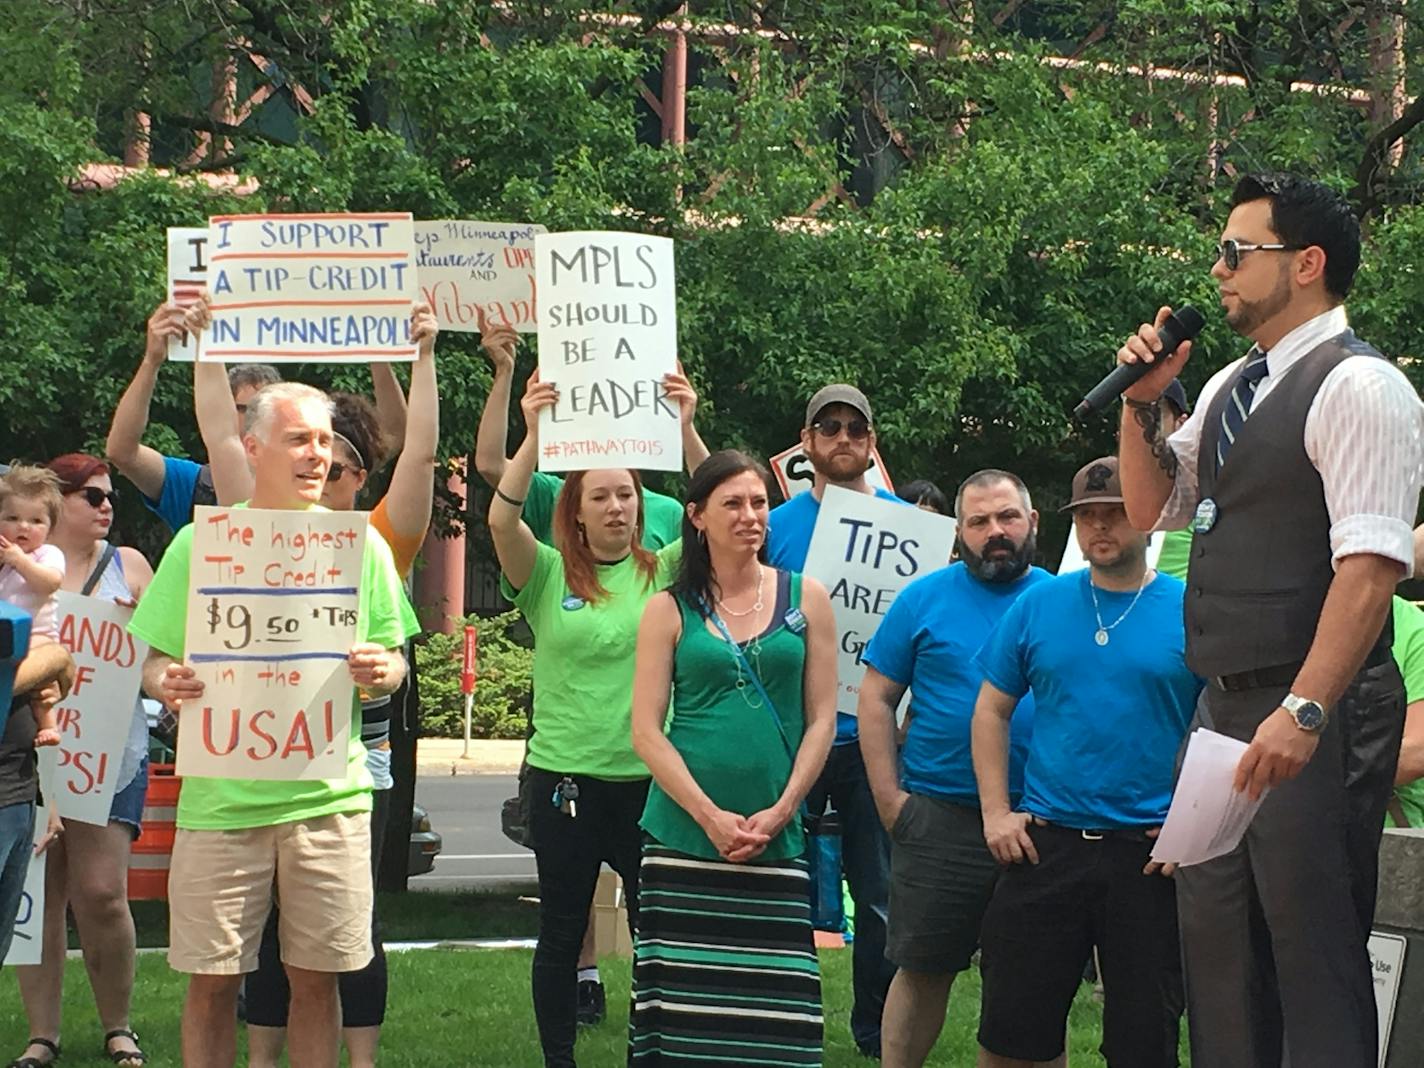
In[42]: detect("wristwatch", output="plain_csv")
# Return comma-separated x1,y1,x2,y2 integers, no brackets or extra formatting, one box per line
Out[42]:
1282,693,1328,733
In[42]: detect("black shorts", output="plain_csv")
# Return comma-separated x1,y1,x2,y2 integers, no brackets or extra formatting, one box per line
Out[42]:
886,793,999,974
977,821,1184,1064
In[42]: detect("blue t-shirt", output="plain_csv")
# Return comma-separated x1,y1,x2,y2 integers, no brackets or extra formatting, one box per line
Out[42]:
766,485,907,744
976,570,1202,829
140,455,207,533
864,562,1052,806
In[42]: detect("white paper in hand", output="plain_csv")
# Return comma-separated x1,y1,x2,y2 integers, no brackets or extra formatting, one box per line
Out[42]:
1150,729,1268,868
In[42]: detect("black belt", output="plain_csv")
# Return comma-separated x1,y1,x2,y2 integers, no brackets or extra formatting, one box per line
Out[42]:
1212,645,1392,694
1032,819,1155,843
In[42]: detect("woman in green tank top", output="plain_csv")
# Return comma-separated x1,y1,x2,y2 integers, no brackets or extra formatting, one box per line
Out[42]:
629,450,837,1066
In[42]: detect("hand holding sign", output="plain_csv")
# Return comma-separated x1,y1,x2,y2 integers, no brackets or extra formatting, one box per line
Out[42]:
146,302,191,365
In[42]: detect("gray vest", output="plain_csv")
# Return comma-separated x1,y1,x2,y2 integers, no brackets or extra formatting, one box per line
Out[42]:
1184,330,1393,679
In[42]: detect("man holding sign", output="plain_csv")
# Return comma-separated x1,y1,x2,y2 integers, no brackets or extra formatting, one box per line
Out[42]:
129,383,417,1068
766,383,906,1059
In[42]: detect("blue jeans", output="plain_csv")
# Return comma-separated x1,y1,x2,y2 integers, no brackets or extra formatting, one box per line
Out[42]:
805,741,894,1055
0,800,37,965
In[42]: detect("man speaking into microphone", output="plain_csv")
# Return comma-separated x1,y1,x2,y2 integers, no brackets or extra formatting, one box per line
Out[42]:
1113,173,1424,1068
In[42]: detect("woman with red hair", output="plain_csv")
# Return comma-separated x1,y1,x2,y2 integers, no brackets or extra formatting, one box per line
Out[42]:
489,370,695,1068
11,453,153,1068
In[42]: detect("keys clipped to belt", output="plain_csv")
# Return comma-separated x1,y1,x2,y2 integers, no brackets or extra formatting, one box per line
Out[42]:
552,776,579,818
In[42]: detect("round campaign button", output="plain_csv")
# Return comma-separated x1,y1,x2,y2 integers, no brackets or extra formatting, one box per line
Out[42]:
561,595,586,611
1192,497,1219,534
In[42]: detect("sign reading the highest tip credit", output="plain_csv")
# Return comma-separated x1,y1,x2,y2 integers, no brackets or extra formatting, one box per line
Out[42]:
535,231,680,472
199,213,418,364
178,506,367,781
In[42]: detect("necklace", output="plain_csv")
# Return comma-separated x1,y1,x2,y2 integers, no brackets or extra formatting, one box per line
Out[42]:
1088,569,1151,646
716,565,765,619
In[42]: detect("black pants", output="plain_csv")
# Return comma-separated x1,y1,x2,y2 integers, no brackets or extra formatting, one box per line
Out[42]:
245,788,392,1028
978,823,1183,1066
527,768,649,1068
1175,661,1405,1068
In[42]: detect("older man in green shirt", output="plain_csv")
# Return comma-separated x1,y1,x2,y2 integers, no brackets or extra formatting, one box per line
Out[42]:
129,383,418,1068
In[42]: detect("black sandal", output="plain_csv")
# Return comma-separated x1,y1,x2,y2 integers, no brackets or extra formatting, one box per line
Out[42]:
102,1031,146,1067
6,1037,59,1068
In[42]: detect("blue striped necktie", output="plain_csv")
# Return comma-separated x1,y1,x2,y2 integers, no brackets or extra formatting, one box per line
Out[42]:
1215,348,1269,472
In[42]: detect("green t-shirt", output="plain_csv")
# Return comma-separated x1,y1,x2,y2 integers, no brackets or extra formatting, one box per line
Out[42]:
1390,596,1424,828
503,541,679,780
1156,528,1193,582
128,504,420,831
641,574,808,861
522,472,684,550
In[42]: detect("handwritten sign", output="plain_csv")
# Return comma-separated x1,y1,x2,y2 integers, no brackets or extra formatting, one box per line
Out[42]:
803,487,957,714
415,221,545,334
769,444,894,501
1368,931,1407,1067
5,804,48,966
166,226,208,361
534,231,680,472
199,213,417,364
179,506,366,780
36,594,148,825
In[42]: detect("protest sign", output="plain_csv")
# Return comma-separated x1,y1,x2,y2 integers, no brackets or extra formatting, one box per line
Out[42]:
769,443,894,501
166,226,208,361
178,506,366,780
803,487,958,713
199,213,418,364
534,231,680,472
415,220,545,334
37,593,148,825
5,804,48,967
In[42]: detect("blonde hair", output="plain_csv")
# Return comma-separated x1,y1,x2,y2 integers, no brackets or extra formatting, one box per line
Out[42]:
0,464,64,526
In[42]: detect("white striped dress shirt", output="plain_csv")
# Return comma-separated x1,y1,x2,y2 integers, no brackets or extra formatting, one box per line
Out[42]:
1155,305,1424,575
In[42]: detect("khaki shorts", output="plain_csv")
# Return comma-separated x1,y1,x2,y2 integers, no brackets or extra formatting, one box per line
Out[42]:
167,811,373,975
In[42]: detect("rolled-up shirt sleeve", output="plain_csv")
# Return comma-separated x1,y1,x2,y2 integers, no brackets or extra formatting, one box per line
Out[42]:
1307,358,1424,574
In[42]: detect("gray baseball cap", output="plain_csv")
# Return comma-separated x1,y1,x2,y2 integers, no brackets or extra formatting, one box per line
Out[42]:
805,384,873,428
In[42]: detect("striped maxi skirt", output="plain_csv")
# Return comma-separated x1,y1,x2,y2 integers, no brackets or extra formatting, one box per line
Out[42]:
630,843,823,1066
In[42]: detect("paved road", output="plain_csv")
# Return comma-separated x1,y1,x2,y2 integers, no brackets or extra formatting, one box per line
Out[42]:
411,774,536,892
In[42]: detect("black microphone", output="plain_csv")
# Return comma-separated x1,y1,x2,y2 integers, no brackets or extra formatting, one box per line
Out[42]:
1073,305,1204,420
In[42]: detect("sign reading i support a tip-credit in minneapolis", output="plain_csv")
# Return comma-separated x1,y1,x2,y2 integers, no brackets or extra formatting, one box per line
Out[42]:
199,213,418,364
534,231,680,472
37,593,149,825
178,506,367,780
803,487,958,713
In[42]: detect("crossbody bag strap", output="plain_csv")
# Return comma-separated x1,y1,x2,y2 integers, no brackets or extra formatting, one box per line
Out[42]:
81,542,117,597
699,596,796,764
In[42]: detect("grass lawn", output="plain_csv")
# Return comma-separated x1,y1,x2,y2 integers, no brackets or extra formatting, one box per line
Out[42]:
5,893,1188,1065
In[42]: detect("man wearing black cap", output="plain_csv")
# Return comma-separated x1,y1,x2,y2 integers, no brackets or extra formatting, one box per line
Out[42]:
766,383,902,1058
971,456,1199,1068
1114,172,1424,1067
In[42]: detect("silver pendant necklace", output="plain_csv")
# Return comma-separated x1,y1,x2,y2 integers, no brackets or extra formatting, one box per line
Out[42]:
1088,569,1150,646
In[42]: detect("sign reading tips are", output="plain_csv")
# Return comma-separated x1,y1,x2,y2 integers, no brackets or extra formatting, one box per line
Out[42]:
804,488,958,715
535,232,680,472
179,506,367,781
199,213,418,364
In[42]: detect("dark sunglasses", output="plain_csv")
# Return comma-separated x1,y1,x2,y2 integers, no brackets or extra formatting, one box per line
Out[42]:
1217,238,1303,271
71,487,119,509
327,462,364,483
813,417,871,440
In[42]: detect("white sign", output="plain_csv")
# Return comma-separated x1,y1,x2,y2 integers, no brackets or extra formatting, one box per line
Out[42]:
415,220,545,334
803,487,957,714
179,506,366,780
769,444,893,501
1058,527,1165,574
166,227,208,361
1369,931,1407,1067
534,231,680,472
200,213,418,364
5,805,48,967
37,594,148,825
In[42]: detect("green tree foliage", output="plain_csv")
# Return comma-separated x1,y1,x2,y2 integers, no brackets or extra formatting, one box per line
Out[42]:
414,611,533,739
1,0,1420,563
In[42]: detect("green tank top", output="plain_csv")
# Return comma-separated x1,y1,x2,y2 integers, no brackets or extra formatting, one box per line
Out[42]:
640,571,809,861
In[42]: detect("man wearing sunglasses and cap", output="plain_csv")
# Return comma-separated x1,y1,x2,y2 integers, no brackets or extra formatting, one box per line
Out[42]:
765,383,903,1059
1114,172,1424,1067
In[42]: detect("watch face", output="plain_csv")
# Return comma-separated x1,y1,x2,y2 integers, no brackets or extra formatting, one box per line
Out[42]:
1295,701,1326,731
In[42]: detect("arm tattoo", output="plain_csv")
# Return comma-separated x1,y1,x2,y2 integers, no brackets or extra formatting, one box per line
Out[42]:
1130,399,1179,480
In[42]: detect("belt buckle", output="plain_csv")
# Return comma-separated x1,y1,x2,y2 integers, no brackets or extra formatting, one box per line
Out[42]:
1081,829,1104,841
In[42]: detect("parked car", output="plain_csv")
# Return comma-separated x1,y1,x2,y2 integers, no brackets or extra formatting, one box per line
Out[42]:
409,802,442,875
